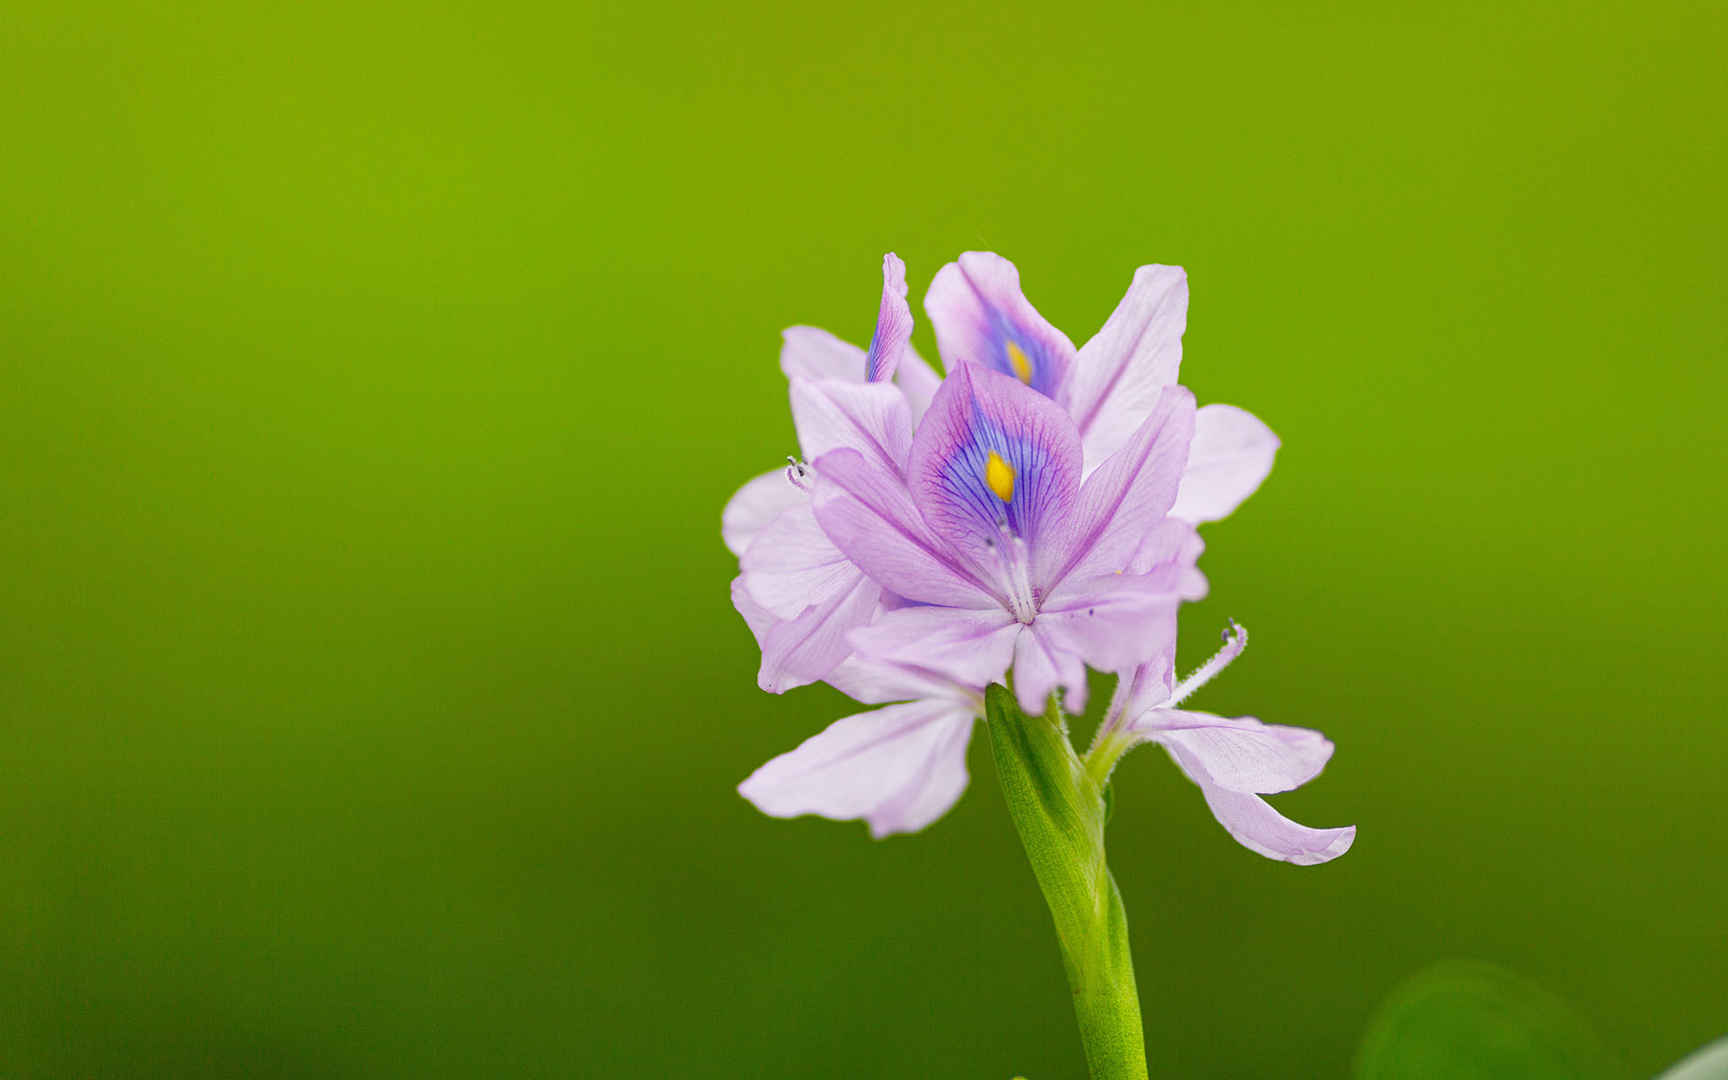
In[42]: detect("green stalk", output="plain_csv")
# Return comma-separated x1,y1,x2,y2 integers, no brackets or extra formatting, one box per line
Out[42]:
985,685,1149,1080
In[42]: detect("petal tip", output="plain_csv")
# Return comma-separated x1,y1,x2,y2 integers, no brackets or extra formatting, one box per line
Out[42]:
1289,824,1356,865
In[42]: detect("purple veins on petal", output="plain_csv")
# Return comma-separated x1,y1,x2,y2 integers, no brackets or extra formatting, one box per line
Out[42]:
907,364,1082,594
809,447,996,609
924,252,1078,403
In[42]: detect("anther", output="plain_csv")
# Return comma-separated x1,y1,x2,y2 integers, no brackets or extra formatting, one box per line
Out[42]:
1164,620,1248,709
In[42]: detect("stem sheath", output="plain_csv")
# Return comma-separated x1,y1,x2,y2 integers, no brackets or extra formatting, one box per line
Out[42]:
985,685,1149,1080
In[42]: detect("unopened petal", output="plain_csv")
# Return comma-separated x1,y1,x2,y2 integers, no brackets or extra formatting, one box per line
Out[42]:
1168,404,1279,524
738,699,976,838
864,252,914,384
1071,265,1189,469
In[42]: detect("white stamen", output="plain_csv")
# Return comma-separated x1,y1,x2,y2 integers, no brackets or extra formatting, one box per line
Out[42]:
785,455,811,490
1163,619,1247,708
989,521,1039,623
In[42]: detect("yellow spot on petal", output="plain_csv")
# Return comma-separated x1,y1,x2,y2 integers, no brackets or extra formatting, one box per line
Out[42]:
1006,341,1033,384
985,451,1016,503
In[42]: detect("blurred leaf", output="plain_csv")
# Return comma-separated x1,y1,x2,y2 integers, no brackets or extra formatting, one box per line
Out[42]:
1659,1038,1728,1079
1353,961,1617,1080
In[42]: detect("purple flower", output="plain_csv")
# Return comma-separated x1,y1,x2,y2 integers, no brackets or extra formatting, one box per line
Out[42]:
727,252,1333,848
813,361,1198,715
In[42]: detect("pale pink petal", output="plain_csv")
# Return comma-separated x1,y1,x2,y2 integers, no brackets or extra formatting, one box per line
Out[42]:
1011,623,1088,714
789,377,912,474
924,252,1077,403
810,448,994,609
823,652,974,706
1185,784,1355,865
731,574,777,644
1135,710,1334,793
1070,265,1189,468
1168,404,1279,524
1658,1038,1728,1080
864,252,914,384
1171,530,1209,600
740,503,859,620
1181,567,1209,601
848,606,1021,689
895,344,943,426
1123,518,1203,584
738,698,976,838
1033,572,1183,675
1101,651,1176,731
1144,707,1354,866
758,575,881,693
1052,386,1197,585
722,470,807,558
781,326,865,382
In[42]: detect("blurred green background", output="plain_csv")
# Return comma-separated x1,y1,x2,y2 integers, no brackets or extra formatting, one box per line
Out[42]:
3,0,1723,1075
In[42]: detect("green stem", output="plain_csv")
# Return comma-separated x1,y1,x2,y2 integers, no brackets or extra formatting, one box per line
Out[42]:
985,685,1149,1080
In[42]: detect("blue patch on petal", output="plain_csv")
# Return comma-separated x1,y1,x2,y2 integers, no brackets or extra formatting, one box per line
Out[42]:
910,364,1083,607
983,312,1064,399
929,401,1058,545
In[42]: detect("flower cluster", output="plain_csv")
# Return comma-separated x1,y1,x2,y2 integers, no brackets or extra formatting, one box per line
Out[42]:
723,253,1352,863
